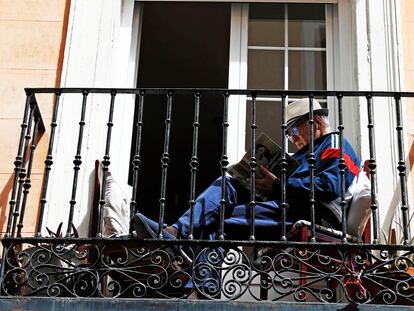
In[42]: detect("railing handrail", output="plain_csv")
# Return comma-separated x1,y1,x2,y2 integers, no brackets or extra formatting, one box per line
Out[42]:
25,87,414,98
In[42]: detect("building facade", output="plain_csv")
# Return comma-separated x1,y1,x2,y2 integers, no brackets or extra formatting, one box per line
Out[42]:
0,0,414,306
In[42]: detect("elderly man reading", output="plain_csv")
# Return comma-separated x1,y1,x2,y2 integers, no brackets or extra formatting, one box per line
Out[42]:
134,98,360,241
132,98,361,298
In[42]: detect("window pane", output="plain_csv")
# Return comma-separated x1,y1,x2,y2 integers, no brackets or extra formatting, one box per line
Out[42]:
245,100,283,147
248,4,284,46
248,50,284,89
288,51,326,90
288,4,325,48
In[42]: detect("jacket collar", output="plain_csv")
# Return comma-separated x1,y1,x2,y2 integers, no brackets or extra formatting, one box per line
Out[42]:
293,132,338,155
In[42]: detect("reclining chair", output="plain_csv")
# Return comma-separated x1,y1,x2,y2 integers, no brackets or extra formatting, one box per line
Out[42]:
258,161,372,301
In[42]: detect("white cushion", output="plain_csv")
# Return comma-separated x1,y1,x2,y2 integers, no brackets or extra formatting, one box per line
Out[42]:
346,171,371,238
102,171,132,237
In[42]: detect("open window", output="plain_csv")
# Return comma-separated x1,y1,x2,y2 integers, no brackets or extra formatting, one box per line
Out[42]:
228,3,334,153
129,3,231,222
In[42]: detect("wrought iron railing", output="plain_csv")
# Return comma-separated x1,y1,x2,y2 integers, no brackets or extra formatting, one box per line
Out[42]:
1,88,414,304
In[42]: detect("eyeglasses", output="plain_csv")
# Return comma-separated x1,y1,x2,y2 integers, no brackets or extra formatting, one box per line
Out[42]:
285,126,300,140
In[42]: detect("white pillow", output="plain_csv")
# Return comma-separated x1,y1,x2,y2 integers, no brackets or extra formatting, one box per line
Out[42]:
346,171,372,238
102,171,132,237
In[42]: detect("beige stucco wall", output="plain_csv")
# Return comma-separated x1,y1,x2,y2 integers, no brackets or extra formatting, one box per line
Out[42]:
0,0,69,236
400,1,414,203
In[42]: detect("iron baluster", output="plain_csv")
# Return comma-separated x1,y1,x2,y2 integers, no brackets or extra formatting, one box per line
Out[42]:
66,90,88,237
5,93,31,237
130,91,145,229
394,95,411,245
36,91,61,236
280,94,288,241
17,115,41,237
218,92,230,241
249,93,257,241
11,99,35,237
337,95,348,242
97,91,116,237
366,95,379,244
158,91,173,238
188,92,201,240
308,96,316,242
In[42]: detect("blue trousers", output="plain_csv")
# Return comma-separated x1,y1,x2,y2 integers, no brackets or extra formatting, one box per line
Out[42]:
137,177,293,295
172,176,293,241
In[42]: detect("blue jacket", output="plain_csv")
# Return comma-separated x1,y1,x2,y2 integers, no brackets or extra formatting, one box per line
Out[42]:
272,132,360,224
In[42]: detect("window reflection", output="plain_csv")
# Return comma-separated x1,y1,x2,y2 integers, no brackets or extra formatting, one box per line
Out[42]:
288,51,326,90
248,4,284,46
247,3,327,90
288,4,326,48
248,50,284,89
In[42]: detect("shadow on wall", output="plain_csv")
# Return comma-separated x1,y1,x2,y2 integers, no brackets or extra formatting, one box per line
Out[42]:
0,129,45,237
0,175,13,235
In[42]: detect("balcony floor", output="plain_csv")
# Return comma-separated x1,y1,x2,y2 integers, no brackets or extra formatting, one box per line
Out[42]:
0,297,411,311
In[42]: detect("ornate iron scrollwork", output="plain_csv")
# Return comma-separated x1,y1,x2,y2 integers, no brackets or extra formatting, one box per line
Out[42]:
1,240,414,304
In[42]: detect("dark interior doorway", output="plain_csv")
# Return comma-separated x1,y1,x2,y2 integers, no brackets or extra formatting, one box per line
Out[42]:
130,2,231,224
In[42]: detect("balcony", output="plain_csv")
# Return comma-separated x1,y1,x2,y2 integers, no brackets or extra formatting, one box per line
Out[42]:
1,88,414,306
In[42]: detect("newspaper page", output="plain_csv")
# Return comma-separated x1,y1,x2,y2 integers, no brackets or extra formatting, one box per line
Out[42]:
227,132,298,191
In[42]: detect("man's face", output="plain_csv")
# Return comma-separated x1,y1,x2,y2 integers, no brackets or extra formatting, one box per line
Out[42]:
287,117,322,150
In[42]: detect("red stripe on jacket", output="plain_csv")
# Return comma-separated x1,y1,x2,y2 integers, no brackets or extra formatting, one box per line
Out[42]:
320,148,359,176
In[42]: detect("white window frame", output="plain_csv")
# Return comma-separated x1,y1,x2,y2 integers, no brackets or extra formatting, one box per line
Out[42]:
227,2,337,164
247,4,331,91
46,0,142,235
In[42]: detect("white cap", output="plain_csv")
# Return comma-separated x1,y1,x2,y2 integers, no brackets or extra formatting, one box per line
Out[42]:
286,98,328,130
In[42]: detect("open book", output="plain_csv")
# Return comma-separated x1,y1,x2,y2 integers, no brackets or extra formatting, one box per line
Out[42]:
227,132,299,192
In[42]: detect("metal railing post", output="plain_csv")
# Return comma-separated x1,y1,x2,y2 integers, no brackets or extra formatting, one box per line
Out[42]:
158,91,173,238
337,94,348,242
249,93,257,241
187,92,201,240
218,92,230,241
97,91,117,237
308,95,316,242
11,98,35,237
394,95,411,245
130,91,145,229
66,90,89,237
280,94,288,241
36,91,61,236
366,94,379,244
5,93,32,237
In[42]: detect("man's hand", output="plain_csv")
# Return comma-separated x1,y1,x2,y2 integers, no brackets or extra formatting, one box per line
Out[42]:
255,165,277,194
